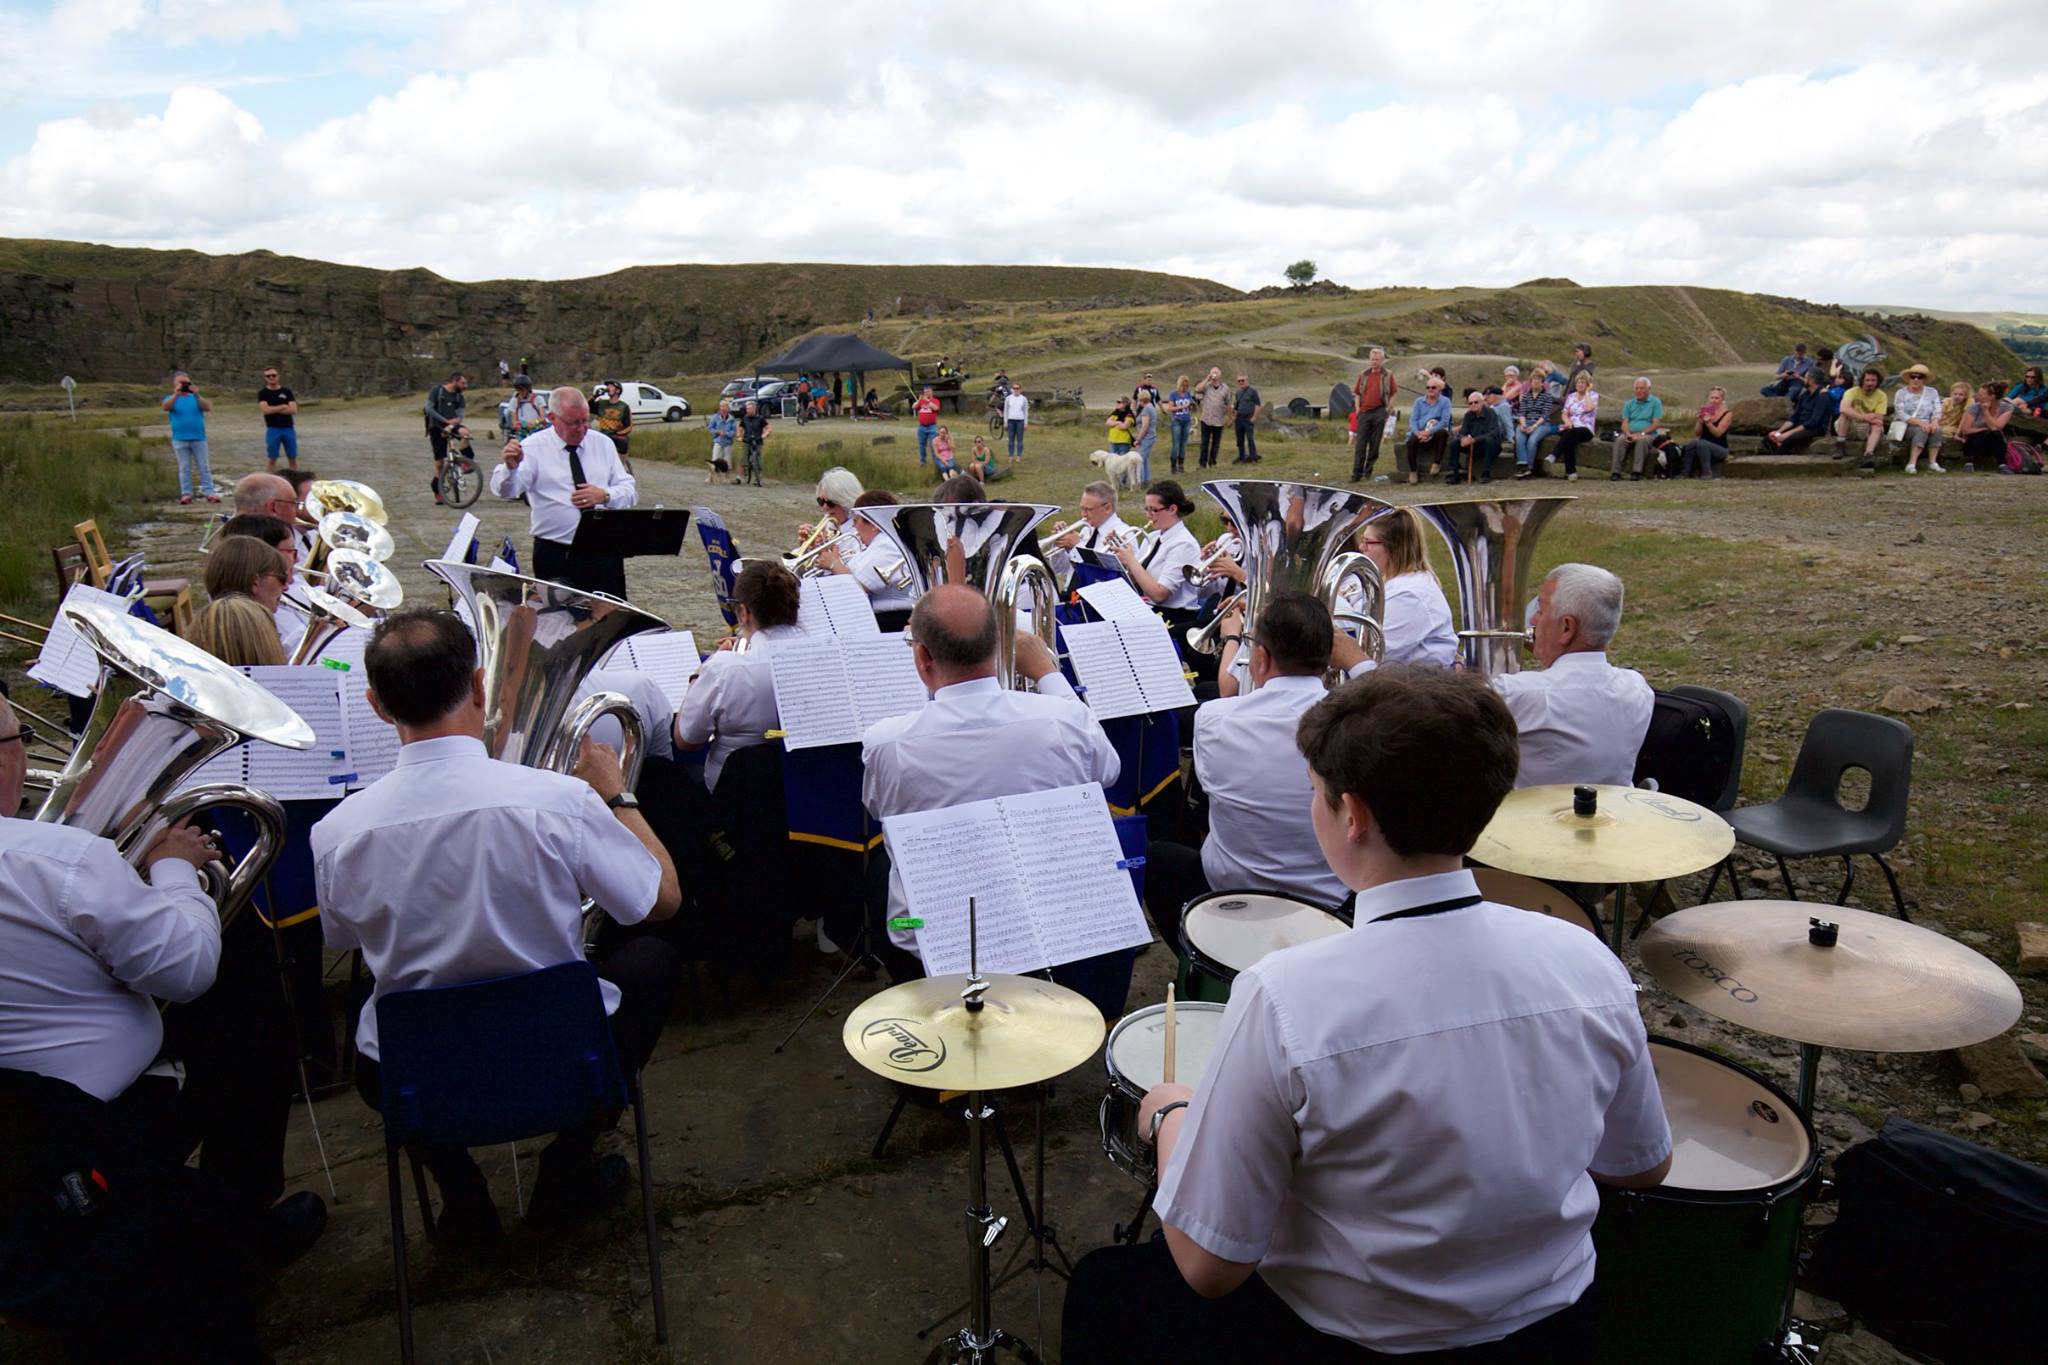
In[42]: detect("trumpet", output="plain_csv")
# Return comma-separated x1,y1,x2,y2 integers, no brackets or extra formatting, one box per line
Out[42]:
1182,540,1239,584
1184,592,1248,655
781,518,844,576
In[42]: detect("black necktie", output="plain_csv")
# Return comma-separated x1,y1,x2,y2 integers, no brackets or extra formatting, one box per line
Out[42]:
1085,526,1099,551
565,442,587,488
1141,534,1162,569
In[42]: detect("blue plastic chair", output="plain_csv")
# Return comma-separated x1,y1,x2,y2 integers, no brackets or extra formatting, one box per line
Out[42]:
374,962,666,1363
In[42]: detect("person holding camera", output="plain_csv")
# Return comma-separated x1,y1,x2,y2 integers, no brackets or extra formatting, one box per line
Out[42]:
161,371,219,504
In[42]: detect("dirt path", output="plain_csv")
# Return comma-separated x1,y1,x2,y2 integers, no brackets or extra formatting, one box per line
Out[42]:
1670,286,1745,366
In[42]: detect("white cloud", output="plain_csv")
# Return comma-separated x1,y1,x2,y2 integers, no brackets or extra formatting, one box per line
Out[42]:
1,1,2045,310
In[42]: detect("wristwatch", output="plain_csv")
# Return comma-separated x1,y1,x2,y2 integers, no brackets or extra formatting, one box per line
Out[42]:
605,792,641,812
1147,1099,1189,1144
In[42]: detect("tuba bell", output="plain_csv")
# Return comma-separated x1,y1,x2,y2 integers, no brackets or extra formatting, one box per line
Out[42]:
1412,495,1573,677
854,502,1060,690
290,549,405,666
1199,480,1393,684
34,598,316,926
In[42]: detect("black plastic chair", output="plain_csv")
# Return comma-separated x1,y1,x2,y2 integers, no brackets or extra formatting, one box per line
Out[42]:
1724,708,1914,919
375,963,666,1363
1673,684,1749,906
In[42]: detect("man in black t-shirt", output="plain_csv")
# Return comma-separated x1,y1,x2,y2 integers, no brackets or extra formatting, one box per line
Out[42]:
256,365,299,470
738,400,771,487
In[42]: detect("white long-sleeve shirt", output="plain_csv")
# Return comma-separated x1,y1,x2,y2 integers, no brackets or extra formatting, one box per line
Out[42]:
1492,650,1655,789
488,426,637,543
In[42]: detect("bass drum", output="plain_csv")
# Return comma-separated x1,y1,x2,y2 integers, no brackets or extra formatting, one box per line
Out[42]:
1593,1037,1820,1365
1178,890,1349,1003
1098,1000,1229,1182
1470,867,1601,938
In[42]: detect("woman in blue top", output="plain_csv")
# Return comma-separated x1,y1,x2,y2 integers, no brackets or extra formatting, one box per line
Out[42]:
2008,367,2046,418
161,370,219,503
706,400,738,484
1168,376,1195,474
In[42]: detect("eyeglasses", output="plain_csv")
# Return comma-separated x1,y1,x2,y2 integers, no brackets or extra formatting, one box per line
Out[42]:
1144,504,1166,515
0,731,23,745
816,499,838,509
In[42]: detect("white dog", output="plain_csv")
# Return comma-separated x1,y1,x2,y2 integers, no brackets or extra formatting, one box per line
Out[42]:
1088,448,1145,490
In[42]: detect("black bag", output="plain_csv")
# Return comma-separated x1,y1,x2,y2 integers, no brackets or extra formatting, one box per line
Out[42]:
1631,689,1736,809
1807,1116,2048,1363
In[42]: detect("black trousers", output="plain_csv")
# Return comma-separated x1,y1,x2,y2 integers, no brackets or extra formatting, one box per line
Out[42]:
1453,434,1500,481
1062,1238,1598,1365
1553,427,1594,474
1234,417,1259,461
532,535,627,599
1143,839,1210,953
1350,408,1389,477
352,937,677,1200
1199,422,1226,466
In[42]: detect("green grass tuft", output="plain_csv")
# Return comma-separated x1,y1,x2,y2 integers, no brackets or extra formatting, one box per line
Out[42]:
0,417,170,618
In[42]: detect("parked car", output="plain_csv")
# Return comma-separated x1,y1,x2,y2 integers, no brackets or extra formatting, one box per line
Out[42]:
496,387,552,437
606,381,692,422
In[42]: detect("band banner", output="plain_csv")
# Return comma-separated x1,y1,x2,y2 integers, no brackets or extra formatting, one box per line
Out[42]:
781,740,874,852
694,507,740,629
1102,709,1181,814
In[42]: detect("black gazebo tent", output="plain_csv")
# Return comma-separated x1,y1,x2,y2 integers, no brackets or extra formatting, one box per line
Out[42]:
755,333,914,414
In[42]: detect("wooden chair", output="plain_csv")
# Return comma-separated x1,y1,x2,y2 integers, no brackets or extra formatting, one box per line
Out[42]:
51,541,90,593
73,519,194,637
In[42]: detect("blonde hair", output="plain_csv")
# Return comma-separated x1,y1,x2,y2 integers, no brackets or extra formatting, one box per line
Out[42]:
190,594,285,666
204,535,287,601
1176,374,1191,391
1365,508,1432,579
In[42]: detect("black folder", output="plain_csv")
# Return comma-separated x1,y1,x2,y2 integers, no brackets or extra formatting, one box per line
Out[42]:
569,507,691,558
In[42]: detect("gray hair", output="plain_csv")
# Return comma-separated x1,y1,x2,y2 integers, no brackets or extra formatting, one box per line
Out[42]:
1368,347,1385,360
1544,563,1625,646
551,385,588,414
1503,365,1520,377
1633,376,1652,390
1081,480,1116,506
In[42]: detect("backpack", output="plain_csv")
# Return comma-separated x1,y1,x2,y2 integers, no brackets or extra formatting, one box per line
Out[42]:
1631,689,1736,809
2004,440,2043,475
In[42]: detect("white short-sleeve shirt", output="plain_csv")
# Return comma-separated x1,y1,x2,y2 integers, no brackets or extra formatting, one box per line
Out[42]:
1136,520,1202,610
1492,650,1656,789
671,623,804,789
1192,674,1348,905
1155,869,1670,1353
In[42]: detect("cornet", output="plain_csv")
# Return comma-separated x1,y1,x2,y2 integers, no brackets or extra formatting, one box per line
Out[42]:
1182,540,1239,584
780,518,845,576
1184,591,1247,655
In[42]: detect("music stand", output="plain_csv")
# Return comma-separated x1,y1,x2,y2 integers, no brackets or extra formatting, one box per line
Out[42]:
568,507,692,559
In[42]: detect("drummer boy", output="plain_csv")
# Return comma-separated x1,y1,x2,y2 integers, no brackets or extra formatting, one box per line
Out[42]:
1062,667,1672,1363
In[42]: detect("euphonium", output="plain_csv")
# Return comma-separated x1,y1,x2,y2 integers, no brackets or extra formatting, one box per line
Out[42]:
33,598,315,926
1412,496,1573,677
1199,480,1393,685
854,501,1060,690
290,550,404,666
301,480,388,576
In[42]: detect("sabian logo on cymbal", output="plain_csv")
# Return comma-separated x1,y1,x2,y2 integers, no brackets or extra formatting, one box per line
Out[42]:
1622,790,1704,823
861,1018,946,1071
1670,949,1758,1004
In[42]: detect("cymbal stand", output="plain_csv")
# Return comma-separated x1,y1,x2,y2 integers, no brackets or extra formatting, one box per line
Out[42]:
925,899,1041,1364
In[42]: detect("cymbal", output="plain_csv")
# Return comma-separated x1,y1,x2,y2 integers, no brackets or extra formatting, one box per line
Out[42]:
843,973,1105,1092
1472,784,1733,884
1639,901,2022,1053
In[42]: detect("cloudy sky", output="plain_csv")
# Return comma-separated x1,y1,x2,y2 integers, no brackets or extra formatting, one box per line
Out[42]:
1,0,2044,310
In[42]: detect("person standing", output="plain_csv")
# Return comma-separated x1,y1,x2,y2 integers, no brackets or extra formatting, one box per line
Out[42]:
256,366,299,472
1232,373,1262,464
162,370,218,504
1003,381,1030,461
1168,376,1195,473
706,399,737,484
1195,367,1232,469
1566,342,1597,393
1134,372,1162,407
592,380,634,464
424,370,470,506
1133,391,1159,484
1348,349,1398,481
490,387,637,596
915,385,942,465
739,398,772,487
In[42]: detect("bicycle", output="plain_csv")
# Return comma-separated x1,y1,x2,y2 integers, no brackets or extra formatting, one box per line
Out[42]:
438,438,484,508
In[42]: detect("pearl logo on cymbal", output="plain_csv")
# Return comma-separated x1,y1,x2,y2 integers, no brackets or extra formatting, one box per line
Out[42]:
861,1018,946,1071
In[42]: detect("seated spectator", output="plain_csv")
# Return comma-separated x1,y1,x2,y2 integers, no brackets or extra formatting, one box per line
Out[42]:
1835,366,1891,463
1677,387,1733,478
1402,378,1453,484
1499,364,1523,406
1760,343,1813,397
1958,381,2018,471
1550,372,1598,481
1513,373,1561,478
1815,346,1840,387
1453,389,1502,485
1761,369,1834,454
968,434,1008,482
1486,385,1515,452
1938,379,1971,457
2007,367,2047,418
1609,377,1669,480
931,425,958,478
1893,365,1945,473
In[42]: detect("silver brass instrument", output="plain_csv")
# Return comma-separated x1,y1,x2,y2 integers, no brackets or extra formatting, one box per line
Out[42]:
1413,496,1573,677
316,510,396,562
779,518,846,577
289,548,404,667
301,480,388,577
34,598,315,927
856,502,1060,690
1199,480,1392,684
1181,538,1240,584
1185,591,1248,655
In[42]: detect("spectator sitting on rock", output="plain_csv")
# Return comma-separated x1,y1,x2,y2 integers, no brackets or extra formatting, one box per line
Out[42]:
1835,366,1890,464
1761,343,1812,397
1894,365,1945,473
1958,381,2018,471
1485,385,1515,450
1566,344,1595,392
2007,366,2047,418
1453,389,1502,485
1609,377,1669,480
1761,368,1835,454
1677,387,1733,479
1938,380,1971,458
1513,368,1561,479
1402,378,1453,485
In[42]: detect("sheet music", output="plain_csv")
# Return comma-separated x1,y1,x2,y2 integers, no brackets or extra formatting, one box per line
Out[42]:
336,665,399,787
842,634,928,729
601,631,701,710
1076,579,1153,623
884,782,1150,977
28,583,130,697
1120,619,1198,711
441,512,480,565
797,574,881,638
238,667,353,799
765,636,864,748
1058,622,1151,719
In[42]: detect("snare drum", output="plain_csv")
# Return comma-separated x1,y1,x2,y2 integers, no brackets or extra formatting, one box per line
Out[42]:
1593,1037,1820,1365
1470,867,1601,938
1098,1000,1228,1182
1178,890,1349,1003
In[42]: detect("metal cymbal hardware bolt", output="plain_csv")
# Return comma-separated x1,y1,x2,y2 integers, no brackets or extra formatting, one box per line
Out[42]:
1807,918,1839,948
1573,785,1598,817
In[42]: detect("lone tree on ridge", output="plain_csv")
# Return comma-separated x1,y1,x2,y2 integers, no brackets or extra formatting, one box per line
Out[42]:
1284,259,1317,288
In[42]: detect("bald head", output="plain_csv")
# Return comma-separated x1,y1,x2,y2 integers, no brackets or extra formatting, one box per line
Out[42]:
909,584,999,683
234,472,295,516
0,693,23,815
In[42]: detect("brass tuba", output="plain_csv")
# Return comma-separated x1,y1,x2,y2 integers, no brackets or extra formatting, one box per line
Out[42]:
33,598,316,925
1198,480,1392,683
1412,495,1573,677
854,502,1060,689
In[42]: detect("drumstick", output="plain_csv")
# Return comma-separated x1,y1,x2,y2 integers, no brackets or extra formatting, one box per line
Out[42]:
1163,983,1177,1085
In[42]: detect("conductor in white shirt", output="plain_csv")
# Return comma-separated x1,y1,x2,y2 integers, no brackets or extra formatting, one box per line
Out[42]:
1492,563,1655,789
1145,593,1347,949
490,386,637,598
860,585,1128,1016
312,609,682,1241
1062,668,1671,1363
